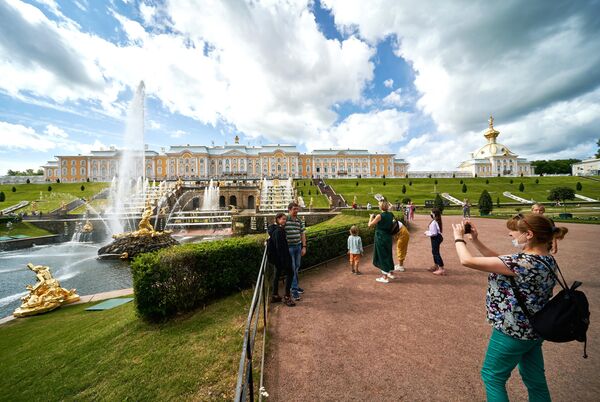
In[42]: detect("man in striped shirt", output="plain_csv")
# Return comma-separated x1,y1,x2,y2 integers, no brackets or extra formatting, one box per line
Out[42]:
285,202,306,301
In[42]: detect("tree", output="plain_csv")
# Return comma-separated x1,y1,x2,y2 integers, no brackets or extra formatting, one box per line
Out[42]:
434,193,445,212
596,139,600,158
428,174,432,179
519,182,525,192
531,159,582,175
26,178,30,184
478,190,493,215
434,179,438,185
308,189,311,195
86,177,90,182
383,181,386,186
548,187,576,213
535,178,539,184
576,182,582,191
460,179,463,184
11,186,16,193
485,179,489,184
452,173,456,178
409,181,412,186
405,174,409,178
510,179,514,184
382,174,386,179
462,183,467,193
402,184,406,194
356,181,359,186
48,186,52,192
474,173,478,178
0,191,5,202
496,196,501,208
80,185,85,191
56,178,60,183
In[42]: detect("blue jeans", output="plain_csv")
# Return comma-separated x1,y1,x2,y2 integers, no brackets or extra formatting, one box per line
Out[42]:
288,243,302,292
430,234,444,267
481,329,551,402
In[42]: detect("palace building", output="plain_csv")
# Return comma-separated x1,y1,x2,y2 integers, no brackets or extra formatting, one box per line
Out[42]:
457,116,534,177
42,136,409,182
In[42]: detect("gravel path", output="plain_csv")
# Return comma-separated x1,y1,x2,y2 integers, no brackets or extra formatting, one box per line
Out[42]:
264,215,600,401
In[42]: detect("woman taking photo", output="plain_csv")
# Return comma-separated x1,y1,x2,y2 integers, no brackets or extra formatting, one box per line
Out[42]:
368,199,395,283
452,214,568,401
425,208,445,275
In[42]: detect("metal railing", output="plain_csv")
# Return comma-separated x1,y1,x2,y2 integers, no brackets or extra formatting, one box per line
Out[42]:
234,246,269,402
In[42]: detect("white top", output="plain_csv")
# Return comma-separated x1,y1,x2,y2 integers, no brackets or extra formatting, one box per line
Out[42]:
424,220,441,237
347,235,364,254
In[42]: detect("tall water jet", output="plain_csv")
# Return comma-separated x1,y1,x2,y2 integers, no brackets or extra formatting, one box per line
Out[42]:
202,180,220,210
108,81,146,236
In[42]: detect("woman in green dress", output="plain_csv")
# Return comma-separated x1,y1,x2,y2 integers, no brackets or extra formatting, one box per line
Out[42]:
368,200,395,283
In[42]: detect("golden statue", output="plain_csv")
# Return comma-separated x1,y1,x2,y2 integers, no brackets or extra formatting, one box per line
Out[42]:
82,220,93,233
328,195,333,207
176,177,184,190
13,263,80,317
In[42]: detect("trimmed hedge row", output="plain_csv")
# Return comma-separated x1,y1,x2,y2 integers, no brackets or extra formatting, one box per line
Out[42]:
132,220,377,322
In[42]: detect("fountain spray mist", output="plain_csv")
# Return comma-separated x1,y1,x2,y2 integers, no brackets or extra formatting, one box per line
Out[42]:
108,81,146,235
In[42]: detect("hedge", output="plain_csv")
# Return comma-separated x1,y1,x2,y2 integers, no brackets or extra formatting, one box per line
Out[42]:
132,219,378,322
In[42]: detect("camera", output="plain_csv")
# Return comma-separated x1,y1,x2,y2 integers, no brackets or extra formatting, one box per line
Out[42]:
464,222,472,234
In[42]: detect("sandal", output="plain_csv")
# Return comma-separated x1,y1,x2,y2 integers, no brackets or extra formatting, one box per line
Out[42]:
283,295,296,307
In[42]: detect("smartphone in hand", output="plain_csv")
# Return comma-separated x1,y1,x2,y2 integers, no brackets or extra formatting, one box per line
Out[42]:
464,222,472,234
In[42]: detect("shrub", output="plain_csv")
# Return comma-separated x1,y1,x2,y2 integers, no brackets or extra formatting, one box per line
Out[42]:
86,177,90,182
474,173,478,178
401,197,411,204
452,173,455,178
356,181,359,186
433,193,444,212
383,181,386,186
0,191,5,202
402,184,406,194
535,178,539,184
26,178,30,184
485,179,489,184
48,186,52,192
405,174,408,178
576,182,582,191
478,190,493,215
80,185,85,191
11,186,16,193
460,179,463,184
496,197,500,207
308,190,311,195
56,178,60,183
548,187,575,203
382,175,386,179
497,173,501,177
519,182,525,192
462,183,467,193
409,181,412,186
434,179,438,185
510,179,514,184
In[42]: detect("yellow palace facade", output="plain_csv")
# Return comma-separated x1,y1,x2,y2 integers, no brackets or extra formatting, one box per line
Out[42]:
42,137,409,182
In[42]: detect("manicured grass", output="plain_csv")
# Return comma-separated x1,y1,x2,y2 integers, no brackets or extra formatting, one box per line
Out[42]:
325,177,600,207
0,182,109,214
294,180,330,208
0,291,256,401
306,213,369,231
0,221,53,237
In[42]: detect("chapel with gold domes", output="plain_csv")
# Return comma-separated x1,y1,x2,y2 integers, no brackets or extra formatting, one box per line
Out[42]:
457,116,534,177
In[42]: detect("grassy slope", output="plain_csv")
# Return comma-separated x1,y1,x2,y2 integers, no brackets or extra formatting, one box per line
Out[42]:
0,292,254,401
306,213,369,231
0,221,53,237
0,182,109,214
326,177,600,206
293,180,330,208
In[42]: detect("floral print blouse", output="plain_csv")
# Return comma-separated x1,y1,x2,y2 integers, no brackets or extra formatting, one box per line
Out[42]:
487,253,558,340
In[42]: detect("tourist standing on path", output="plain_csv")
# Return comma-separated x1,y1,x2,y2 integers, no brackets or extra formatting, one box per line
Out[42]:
463,199,471,218
394,219,410,272
347,225,364,275
267,213,295,307
285,202,306,301
408,201,415,222
368,200,395,283
425,208,445,275
451,214,569,402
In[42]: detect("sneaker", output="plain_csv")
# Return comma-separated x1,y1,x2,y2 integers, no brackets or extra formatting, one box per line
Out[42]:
270,295,282,303
355,271,362,275
292,292,301,301
296,287,305,294
387,273,396,279
394,265,405,272
283,296,296,307
376,277,389,283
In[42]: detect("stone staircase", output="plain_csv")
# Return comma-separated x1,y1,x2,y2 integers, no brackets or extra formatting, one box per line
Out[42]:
314,179,346,208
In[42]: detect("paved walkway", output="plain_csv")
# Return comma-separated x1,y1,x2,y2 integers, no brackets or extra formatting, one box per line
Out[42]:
264,215,600,401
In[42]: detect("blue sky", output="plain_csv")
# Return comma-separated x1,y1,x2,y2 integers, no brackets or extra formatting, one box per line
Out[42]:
0,0,599,175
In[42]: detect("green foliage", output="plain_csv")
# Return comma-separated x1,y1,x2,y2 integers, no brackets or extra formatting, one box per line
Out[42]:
383,181,386,186
308,189,311,195
460,179,463,184
535,178,539,184
402,184,406,194
485,179,489,184
11,186,16,193
576,182,582,191
26,179,30,184
0,191,4,202
409,180,412,186
474,173,478,178
462,183,467,193
452,173,455,178
401,197,411,204
6,168,43,176
80,185,85,191
48,186,52,192
356,181,359,186
56,178,60,183
547,187,576,202
531,159,581,175
434,179,438,185
478,190,493,214
519,182,525,192
596,139,600,159
496,196,500,207
510,179,514,184
433,193,445,212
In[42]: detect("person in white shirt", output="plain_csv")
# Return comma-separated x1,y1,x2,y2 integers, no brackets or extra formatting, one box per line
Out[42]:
347,225,364,275
424,208,445,275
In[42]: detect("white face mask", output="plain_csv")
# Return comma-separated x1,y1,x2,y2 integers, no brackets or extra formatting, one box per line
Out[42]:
511,233,527,249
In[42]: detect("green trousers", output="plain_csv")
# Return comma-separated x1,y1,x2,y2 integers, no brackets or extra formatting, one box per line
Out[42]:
481,328,551,402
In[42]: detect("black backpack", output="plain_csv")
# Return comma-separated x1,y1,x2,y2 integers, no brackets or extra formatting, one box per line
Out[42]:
390,216,401,235
509,257,590,358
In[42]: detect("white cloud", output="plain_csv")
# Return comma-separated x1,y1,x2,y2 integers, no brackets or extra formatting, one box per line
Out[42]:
307,109,410,152
148,120,161,130
44,124,68,138
382,88,404,107
171,129,187,138
383,79,393,88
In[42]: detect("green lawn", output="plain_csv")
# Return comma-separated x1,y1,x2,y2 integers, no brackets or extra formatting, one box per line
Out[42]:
0,182,109,214
325,177,600,207
0,221,53,238
0,292,256,401
294,180,330,208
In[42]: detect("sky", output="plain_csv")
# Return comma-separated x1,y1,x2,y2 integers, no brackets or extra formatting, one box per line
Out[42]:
0,0,599,175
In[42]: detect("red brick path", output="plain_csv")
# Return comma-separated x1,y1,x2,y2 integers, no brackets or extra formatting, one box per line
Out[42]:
264,215,600,401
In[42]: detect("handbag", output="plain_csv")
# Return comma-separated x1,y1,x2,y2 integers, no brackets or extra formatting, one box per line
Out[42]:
509,256,590,358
